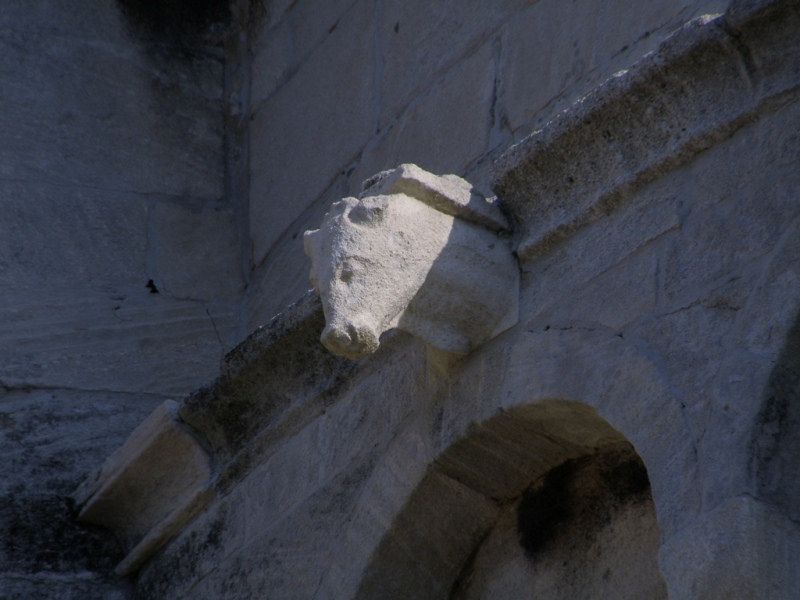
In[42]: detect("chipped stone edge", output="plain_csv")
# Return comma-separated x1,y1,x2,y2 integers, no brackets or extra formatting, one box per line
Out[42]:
491,0,799,263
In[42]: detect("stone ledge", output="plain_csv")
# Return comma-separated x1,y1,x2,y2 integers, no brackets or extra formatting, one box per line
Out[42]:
73,400,215,576
491,0,799,263
221,290,323,381
178,291,358,466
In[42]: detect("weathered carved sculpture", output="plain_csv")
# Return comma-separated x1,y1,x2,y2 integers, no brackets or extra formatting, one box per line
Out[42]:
304,164,519,360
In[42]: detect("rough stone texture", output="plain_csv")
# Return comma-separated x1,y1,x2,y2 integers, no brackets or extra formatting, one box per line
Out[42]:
0,0,241,395
499,0,729,135
249,18,290,109
249,0,376,266
377,0,535,128
120,3,800,598
354,407,652,600
0,575,134,600
0,0,241,597
0,182,148,287
659,495,800,598
304,165,518,359
6,0,799,598
153,202,244,302
288,0,361,76
498,90,800,542
0,158,241,397
0,388,161,599
360,163,508,231
450,446,665,600
492,1,800,263
0,3,224,199
137,315,430,599
245,177,350,331
178,292,358,466
0,0,243,382
751,301,800,523
75,400,215,576
0,287,239,396
386,41,496,180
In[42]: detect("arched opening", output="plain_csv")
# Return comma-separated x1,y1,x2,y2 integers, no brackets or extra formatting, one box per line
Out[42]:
356,400,666,599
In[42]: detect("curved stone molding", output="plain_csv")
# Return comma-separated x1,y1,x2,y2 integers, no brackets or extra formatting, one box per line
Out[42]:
492,0,800,263
304,164,519,360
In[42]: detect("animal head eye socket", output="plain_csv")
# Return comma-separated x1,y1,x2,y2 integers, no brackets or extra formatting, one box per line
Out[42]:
340,267,355,282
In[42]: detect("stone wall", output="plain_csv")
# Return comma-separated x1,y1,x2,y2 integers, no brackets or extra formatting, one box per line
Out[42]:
245,0,728,327
0,1,241,597
122,1,800,598
133,84,800,596
5,0,799,598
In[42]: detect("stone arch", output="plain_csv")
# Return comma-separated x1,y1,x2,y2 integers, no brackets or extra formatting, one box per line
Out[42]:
485,328,700,542
355,399,667,599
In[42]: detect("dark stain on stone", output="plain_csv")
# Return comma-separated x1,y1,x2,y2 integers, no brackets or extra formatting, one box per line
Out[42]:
517,457,578,557
1,494,124,573
0,411,14,429
602,456,650,502
750,307,800,519
517,446,652,559
136,504,231,598
205,512,226,549
117,0,230,55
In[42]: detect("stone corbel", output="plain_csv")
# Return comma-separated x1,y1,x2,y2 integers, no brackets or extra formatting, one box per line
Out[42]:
72,400,215,576
304,164,519,360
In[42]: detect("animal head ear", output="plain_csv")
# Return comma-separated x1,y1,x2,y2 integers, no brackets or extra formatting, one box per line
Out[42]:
348,196,389,225
303,229,319,258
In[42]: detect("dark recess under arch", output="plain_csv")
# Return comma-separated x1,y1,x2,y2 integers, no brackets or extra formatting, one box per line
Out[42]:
355,400,666,600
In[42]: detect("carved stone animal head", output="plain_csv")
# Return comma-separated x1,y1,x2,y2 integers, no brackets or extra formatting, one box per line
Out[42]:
304,164,518,360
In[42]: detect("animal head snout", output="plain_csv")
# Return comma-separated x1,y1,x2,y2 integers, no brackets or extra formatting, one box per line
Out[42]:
321,321,379,360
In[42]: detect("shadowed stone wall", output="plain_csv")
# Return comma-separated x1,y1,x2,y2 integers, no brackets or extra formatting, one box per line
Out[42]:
0,1,241,597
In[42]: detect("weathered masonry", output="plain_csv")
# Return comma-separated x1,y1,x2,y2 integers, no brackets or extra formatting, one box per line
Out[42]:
2,0,799,598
